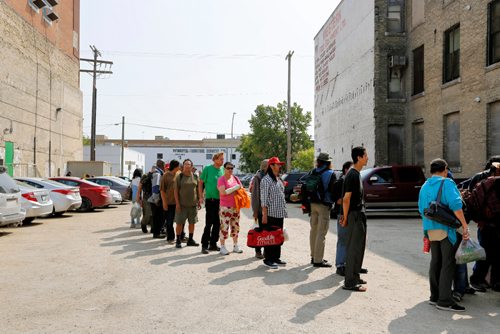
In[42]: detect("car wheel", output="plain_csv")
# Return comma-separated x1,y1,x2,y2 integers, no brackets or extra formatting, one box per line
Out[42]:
78,197,93,212
22,217,35,224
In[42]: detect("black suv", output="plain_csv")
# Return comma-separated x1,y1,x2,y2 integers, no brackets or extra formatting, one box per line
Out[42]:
281,172,307,201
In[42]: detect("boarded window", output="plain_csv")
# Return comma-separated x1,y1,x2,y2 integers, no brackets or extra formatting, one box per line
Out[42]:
444,24,460,83
444,112,460,168
156,153,163,160
413,45,424,95
388,125,404,165
488,101,500,157
388,65,404,99
413,122,424,167
489,0,500,65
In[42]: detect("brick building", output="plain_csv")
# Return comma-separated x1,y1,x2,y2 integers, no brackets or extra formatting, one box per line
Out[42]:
0,0,83,177
315,0,500,177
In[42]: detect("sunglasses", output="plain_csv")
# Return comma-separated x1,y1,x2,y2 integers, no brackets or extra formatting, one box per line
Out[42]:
225,167,234,170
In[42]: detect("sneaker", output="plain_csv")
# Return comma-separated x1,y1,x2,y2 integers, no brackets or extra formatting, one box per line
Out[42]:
464,286,476,295
471,282,488,292
263,260,278,269
452,292,463,303
181,236,189,243
220,245,229,255
141,225,148,233
186,239,199,247
166,239,175,245
436,304,465,312
336,267,346,276
255,251,264,259
428,300,437,306
313,260,333,268
201,248,209,254
208,245,220,251
233,245,243,253
175,242,182,249
275,259,287,266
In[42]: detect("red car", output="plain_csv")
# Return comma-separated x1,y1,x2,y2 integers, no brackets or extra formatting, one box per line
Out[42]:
49,177,112,211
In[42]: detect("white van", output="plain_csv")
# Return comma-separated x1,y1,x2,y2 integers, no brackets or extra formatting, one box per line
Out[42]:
0,167,25,226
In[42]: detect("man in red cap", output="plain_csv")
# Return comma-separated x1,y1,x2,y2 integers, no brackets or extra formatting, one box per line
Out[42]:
260,156,288,269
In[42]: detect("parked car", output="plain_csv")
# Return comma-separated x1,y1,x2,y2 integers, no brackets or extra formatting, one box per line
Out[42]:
0,167,25,226
360,165,425,212
281,172,307,201
291,170,342,199
16,181,54,224
117,176,131,183
16,177,82,216
86,176,130,201
50,177,112,211
239,174,253,188
109,189,123,205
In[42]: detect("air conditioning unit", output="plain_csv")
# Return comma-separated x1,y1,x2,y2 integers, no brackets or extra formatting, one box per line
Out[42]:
46,0,59,6
32,0,46,9
44,8,59,21
389,55,406,68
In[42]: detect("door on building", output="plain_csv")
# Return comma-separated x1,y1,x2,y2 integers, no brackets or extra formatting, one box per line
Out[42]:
5,141,14,176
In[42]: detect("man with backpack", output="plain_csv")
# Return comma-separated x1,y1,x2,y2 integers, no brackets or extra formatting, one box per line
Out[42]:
307,152,337,268
137,165,155,233
150,159,165,238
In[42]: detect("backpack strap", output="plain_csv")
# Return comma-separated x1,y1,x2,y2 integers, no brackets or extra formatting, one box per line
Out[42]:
436,179,445,205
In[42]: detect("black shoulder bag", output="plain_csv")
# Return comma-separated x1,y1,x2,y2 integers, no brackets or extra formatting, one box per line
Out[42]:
423,179,462,229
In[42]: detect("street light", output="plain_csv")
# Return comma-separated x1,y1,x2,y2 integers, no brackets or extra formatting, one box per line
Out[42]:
114,116,125,176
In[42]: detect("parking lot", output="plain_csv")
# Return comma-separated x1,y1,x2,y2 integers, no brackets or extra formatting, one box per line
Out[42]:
1,203,498,334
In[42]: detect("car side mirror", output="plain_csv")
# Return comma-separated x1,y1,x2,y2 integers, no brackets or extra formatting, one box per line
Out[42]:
369,176,378,183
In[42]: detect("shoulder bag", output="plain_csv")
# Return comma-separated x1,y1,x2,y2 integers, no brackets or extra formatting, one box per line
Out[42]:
423,179,461,229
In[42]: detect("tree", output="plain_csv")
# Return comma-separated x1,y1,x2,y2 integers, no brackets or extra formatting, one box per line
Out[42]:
238,101,313,172
82,135,91,145
293,147,315,171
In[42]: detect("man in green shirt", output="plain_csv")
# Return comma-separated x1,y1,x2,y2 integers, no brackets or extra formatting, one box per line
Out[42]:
200,152,224,254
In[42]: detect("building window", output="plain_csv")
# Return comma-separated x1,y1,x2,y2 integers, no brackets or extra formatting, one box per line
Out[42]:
388,125,404,164
156,153,163,160
412,122,424,168
206,154,213,160
231,154,236,160
388,56,405,99
444,112,460,168
488,101,500,157
387,0,405,33
488,0,500,65
412,46,424,95
444,24,460,83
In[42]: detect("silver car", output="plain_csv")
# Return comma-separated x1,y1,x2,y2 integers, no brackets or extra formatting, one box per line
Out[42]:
0,167,25,226
16,181,54,224
16,177,82,216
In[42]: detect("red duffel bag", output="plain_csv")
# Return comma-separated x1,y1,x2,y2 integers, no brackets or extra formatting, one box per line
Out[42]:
247,226,284,248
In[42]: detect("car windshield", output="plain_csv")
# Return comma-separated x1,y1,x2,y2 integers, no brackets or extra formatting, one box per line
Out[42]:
44,179,73,188
16,180,37,190
0,170,21,193
360,168,374,179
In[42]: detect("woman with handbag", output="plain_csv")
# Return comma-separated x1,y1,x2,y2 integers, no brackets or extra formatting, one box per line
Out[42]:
217,162,244,255
418,158,469,312
260,157,288,269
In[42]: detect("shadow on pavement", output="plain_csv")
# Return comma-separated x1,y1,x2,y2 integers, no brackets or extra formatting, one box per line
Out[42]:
0,231,13,237
207,257,257,273
289,286,350,324
18,222,43,228
293,273,344,296
209,264,313,286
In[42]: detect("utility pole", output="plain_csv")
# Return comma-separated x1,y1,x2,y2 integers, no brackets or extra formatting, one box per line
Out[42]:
121,116,125,177
230,112,236,163
285,50,294,173
80,45,113,161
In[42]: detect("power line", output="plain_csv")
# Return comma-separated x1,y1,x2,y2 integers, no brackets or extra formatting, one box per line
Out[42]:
80,50,313,59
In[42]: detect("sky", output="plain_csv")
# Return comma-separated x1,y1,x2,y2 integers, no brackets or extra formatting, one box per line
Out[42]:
80,0,341,141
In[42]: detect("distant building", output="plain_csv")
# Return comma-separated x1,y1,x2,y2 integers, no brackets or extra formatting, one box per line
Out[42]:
83,144,145,178
89,137,242,174
0,0,83,177
314,0,500,177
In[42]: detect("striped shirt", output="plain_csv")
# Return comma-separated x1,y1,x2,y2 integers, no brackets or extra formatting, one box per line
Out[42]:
260,174,287,218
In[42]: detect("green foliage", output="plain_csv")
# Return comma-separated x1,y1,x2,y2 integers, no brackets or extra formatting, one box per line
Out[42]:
237,101,313,172
82,135,91,145
293,147,315,171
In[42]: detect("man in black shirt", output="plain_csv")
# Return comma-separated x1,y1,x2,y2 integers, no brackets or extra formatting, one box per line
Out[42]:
340,146,369,292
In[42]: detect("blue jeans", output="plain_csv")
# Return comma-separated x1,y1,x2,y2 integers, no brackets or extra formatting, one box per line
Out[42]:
453,263,468,296
335,218,348,268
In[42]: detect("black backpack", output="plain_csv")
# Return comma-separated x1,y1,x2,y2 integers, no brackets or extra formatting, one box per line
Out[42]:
141,172,153,197
303,168,331,203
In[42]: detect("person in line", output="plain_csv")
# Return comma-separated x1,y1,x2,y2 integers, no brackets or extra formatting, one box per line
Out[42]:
130,168,143,228
334,161,353,275
217,162,244,255
160,160,180,244
137,165,155,234
418,158,469,312
340,146,369,292
174,159,203,248
309,152,336,268
150,160,165,239
260,157,288,269
249,159,269,259
468,157,500,292
200,152,225,254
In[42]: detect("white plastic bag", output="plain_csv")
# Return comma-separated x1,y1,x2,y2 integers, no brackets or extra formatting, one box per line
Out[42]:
130,202,142,219
283,227,290,241
455,238,486,264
